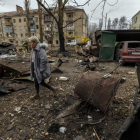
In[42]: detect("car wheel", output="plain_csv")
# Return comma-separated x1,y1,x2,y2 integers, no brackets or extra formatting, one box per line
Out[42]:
119,58,124,66
8,49,13,54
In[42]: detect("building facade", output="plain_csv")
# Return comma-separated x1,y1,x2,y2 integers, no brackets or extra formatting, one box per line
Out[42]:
131,11,140,29
0,5,88,47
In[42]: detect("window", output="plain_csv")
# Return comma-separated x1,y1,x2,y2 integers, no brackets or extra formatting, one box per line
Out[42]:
48,40,52,44
56,40,58,44
0,27,1,32
31,33,35,36
0,34,2,37
36,25,39,29
128,43,140,49
16,41,18,44
42,25,44,29
68,23,73,27
24,18,26,22
19,26,22,30
13,19,16,23
68,32,73,34
21,34,23,37
14,34,17,37
19,19,21,22
134,17,137,24
55,24,57,28
35,17,38,22
25,33,28,36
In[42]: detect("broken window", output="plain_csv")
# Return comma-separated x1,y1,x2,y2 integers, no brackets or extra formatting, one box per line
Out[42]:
56,40,58,44
36,25,39,29
35,17,38,22
48,40,52,44
24,18,26,22
68,32,73,34
13,19,16,23
21,34,23,37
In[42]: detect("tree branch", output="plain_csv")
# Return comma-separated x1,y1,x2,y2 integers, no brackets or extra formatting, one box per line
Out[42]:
72,0,91,7
90,0,104,20
63,17,83,28
63,0,69,8
36,0,58,24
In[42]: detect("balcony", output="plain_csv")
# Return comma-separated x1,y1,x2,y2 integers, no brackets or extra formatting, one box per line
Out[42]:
66,36,75,39
30,28,35,31
4,26,14,33
44,19,52,22
66,18,74,21
5,22,12,26
29,20,34,24
44,27,51,32
66,27,74,30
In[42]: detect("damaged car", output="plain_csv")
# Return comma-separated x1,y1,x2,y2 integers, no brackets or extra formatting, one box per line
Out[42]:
115,41,140,65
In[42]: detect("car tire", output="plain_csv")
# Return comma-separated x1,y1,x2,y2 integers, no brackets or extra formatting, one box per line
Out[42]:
119,58,124,66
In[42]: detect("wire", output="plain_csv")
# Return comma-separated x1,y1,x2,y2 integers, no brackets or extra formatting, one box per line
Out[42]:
107,0,118,6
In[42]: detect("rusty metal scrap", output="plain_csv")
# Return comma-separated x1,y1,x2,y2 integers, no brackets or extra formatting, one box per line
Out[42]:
0,64,21,78
56,101,83,120
74,71,121,113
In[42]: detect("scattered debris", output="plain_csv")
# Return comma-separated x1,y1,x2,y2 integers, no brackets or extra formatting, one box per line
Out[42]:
14,107,21,112
59,76,69,81
47,123,60,133
73,136,85,140
59,127,66,133
7,124,14,131
127,72,135,75
56,101,83,120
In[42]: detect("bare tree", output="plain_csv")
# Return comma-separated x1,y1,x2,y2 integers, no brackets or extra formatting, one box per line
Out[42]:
119,16,127,29
25,0,31,51
107,18,111,30
112,18,118,29
36,0,84,52
88,23,98,42
99,19,103,30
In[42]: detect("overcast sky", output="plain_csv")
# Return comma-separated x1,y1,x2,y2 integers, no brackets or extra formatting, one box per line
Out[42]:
0,0,140,27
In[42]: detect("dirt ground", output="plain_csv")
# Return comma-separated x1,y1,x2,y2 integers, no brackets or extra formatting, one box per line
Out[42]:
0,52,139,140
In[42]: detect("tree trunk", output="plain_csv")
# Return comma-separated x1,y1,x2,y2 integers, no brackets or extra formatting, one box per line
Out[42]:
58,0,65,52
25,0,31,51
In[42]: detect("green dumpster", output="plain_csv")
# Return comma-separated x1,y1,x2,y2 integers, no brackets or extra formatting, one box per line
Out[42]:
99,31,116,61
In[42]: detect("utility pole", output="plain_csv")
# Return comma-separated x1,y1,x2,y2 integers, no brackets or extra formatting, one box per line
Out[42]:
38,0,43,43
105,13,107,30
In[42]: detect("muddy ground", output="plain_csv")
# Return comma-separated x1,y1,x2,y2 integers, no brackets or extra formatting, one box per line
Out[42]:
0,52,139,140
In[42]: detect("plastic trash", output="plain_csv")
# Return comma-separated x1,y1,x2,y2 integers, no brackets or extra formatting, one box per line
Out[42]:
59,76,69,81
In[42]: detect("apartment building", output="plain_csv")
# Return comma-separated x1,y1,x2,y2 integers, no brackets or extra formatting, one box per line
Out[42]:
0,5,88,47
131,10,140,29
